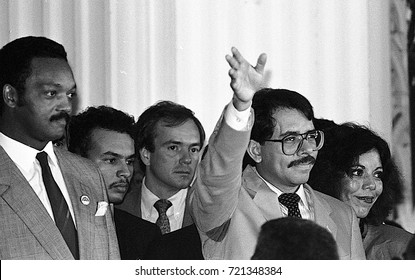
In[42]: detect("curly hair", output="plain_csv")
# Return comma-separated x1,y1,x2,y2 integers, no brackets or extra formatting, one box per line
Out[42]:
0,36,68,114
67,106,135,157
309,122,404,225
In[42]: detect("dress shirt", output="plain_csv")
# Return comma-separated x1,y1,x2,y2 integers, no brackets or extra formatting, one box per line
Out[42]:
0,132,76,225
141,177,187,232
224,102,314,220
253,168,313,220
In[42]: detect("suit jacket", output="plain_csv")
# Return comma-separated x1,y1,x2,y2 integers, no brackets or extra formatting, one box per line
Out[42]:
0,146,120,260
190,111,366,260
114,208,162,259
116,181,203,259
364,223,413,260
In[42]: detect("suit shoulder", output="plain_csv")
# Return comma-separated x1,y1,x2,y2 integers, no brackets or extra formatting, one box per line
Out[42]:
313,188,353,213
54,148,100,174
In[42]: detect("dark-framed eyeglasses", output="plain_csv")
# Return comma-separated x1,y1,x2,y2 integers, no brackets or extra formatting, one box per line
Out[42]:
264,130,324,156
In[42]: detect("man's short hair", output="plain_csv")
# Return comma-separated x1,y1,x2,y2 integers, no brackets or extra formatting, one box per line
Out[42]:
251,217,339,260
251,88,314,144
243,88,314,168
135,100,205,170
0,36,68,114
67,106,135,157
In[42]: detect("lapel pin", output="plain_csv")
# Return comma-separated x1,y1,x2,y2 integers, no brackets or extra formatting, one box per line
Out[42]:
80,195,90,205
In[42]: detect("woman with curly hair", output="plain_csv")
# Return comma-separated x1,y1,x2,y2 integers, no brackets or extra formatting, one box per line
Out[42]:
309,121,413,259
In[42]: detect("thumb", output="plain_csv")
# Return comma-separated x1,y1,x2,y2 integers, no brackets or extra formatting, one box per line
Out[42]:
255,53,267,73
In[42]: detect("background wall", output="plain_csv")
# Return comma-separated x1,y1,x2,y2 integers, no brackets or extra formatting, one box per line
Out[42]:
1,0,413,231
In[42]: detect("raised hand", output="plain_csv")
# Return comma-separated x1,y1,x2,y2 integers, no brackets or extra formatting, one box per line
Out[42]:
225,47,267,111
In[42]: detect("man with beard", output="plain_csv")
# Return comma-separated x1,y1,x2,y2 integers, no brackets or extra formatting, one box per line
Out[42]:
190,47,365,259
67,105,161,259
117,101,205,259
0,36,119,259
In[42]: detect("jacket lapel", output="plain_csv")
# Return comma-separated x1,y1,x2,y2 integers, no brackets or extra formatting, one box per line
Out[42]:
0,147,73,259
304,184,338,238
54,148,95,260
243,166,283,221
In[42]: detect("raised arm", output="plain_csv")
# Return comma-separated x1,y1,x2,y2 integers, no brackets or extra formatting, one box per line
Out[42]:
225,47,267,111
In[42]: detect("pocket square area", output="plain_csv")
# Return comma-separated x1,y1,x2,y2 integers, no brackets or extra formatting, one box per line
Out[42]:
95,201,108,216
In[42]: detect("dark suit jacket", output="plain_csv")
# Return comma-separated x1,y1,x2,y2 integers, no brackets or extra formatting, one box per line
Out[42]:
116,182,203,259
0,146,120,259
114,208,162,259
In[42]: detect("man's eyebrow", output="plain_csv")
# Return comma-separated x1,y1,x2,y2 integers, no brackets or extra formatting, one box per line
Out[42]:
279,130,301,138
102,151,121,157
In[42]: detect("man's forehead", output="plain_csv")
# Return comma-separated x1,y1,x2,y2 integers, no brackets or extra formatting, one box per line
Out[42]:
155,119,200,142
273,108,314,136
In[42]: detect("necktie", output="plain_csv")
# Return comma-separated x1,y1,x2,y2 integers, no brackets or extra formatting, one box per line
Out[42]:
154,199,172,235
278,193,302,218
36,152,79,259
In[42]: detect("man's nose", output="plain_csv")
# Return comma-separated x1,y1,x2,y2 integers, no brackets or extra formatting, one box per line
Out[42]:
57,94,72,113
179,150,192,165
117,161,132,178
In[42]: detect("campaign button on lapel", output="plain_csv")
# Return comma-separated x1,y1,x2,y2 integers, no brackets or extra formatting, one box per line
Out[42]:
80,195,90,205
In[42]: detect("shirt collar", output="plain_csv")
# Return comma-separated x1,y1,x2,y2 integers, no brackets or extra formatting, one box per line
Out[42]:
0,132,55,171
252,166,309,209
141,177,188,215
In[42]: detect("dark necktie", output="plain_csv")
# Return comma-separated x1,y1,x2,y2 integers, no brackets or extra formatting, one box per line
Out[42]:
36,152,79,259
154,199,172,235
278,193,302,218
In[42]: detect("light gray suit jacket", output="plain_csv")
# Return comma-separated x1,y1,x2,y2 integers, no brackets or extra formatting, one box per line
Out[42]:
190,112,366,260
0,146,120,259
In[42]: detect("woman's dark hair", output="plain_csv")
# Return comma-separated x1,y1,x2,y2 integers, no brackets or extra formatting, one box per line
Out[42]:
309,122,404,225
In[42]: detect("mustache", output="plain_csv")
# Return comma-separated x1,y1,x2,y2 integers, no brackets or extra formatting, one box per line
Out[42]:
109,180,129,189
50,112,70,122
288,155,316,168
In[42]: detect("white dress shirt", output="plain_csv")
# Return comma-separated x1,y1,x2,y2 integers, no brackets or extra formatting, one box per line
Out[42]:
0,132,76,225
223,102,314,220
141,177,187,232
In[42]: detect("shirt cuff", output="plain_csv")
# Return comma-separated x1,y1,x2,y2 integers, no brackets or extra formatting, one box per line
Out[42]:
224,101,251,131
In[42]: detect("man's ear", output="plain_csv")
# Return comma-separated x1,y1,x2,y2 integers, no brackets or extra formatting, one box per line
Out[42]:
247,140,262,163
2,84,19,108
139,147,151,166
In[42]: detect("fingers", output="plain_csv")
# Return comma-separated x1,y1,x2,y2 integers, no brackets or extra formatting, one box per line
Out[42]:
225,54,239,70
231,47,244,63
255,53,267,74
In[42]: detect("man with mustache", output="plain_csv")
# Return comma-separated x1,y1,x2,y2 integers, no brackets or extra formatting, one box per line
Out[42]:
0,36,119,259
67,105,162,259
117,101,205,259
190,47,365,259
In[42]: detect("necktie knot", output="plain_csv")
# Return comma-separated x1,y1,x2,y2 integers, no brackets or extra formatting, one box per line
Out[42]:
154,199,172,214
36,151,48,166
278,193,302,218
154,199,172,235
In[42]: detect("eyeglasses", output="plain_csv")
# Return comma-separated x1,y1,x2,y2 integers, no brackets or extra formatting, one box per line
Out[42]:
264,130,324,155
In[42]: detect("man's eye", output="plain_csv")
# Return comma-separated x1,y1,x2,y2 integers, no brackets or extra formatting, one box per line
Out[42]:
126,158,135,165
168,145,178,151
307,132,318,140
67,91,77,99
283,136,298,143
104,158,116,164
45,91,57,97
190,147,200,153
